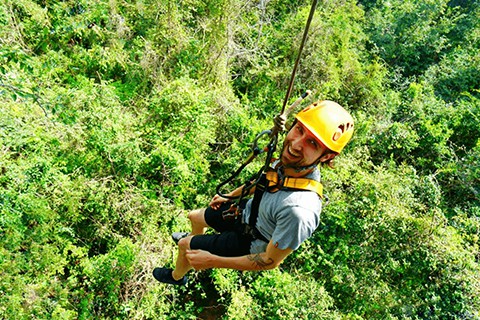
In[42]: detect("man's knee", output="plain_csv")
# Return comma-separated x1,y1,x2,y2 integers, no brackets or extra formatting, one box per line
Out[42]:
188,208,206,225
178,236,192,250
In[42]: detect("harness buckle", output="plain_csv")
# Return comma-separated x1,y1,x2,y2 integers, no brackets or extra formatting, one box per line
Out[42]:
221,203,242,220
240,224,269,243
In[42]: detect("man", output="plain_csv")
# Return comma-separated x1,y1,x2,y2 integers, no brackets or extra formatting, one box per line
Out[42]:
153,100,354,285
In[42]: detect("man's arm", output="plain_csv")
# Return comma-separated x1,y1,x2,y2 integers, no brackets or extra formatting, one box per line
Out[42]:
185,240,293,271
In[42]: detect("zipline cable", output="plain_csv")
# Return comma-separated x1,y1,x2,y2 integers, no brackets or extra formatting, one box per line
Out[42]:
280,0,318,116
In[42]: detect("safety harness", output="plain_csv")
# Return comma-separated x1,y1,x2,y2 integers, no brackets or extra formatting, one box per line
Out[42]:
215,0,321,243
227,164,323,243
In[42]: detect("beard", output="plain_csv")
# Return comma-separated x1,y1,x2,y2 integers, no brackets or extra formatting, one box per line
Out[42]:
280,141,312,168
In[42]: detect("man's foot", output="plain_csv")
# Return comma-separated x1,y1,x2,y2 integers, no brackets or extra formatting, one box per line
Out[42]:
171,232,189,244
153,267,187,286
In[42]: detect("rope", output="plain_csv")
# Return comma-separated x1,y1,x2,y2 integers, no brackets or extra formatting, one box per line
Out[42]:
280,0,318,115
216,0,318,200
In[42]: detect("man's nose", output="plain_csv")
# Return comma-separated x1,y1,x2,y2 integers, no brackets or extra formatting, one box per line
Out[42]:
291,137,303,151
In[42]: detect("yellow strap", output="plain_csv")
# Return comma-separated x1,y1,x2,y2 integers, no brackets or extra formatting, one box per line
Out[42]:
266,171,323,198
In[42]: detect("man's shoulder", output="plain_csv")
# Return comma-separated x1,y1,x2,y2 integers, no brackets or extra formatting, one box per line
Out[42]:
278,191,322,216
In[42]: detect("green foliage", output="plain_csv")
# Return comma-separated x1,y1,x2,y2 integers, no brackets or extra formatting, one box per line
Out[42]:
369,82,479,178
230,0,388,115
1,0,479,318
364,0,469,78
313,153,480,318
249,270,339,319
77,238,137,317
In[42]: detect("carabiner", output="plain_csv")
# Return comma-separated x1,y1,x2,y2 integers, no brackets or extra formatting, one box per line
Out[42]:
252,129,273,155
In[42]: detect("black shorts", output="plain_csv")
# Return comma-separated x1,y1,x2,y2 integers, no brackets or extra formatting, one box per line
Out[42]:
190,201,252,257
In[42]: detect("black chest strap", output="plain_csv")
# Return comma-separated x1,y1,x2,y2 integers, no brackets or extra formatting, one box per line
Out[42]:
249,173,268,229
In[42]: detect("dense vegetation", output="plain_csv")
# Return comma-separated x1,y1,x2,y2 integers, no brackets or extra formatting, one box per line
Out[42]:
1,0,479,318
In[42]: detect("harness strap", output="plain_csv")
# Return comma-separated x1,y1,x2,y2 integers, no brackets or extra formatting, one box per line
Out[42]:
249,173,268,229
265,171,323,198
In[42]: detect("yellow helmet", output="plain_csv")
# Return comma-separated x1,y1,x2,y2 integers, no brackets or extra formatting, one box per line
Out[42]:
295,100,354,153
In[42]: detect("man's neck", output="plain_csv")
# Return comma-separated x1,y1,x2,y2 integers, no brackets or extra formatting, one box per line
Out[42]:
278,164,316,178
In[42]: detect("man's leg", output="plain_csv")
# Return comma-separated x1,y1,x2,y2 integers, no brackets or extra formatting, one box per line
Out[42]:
170,208,209,280
171,235,193,280
153,208,209,285
188,208,208,235
154,204,242,285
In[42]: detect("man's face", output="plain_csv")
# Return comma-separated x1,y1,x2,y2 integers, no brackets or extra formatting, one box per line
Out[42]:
280,122,328,168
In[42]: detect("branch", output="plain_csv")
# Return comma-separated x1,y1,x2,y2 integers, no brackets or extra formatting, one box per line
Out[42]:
0,81,49,118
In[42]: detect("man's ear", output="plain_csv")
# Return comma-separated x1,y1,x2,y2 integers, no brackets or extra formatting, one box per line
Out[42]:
319,152,336,163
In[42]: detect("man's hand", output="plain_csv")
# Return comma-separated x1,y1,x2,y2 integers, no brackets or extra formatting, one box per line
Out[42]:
185,249,215,270
273,113,287,134
209,194,229,210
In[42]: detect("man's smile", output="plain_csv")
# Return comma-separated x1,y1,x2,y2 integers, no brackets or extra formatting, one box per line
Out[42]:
286,145,301,159
281,144,304,165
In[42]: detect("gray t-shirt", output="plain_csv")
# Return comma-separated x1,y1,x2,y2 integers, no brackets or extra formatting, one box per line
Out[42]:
242,168,322,254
